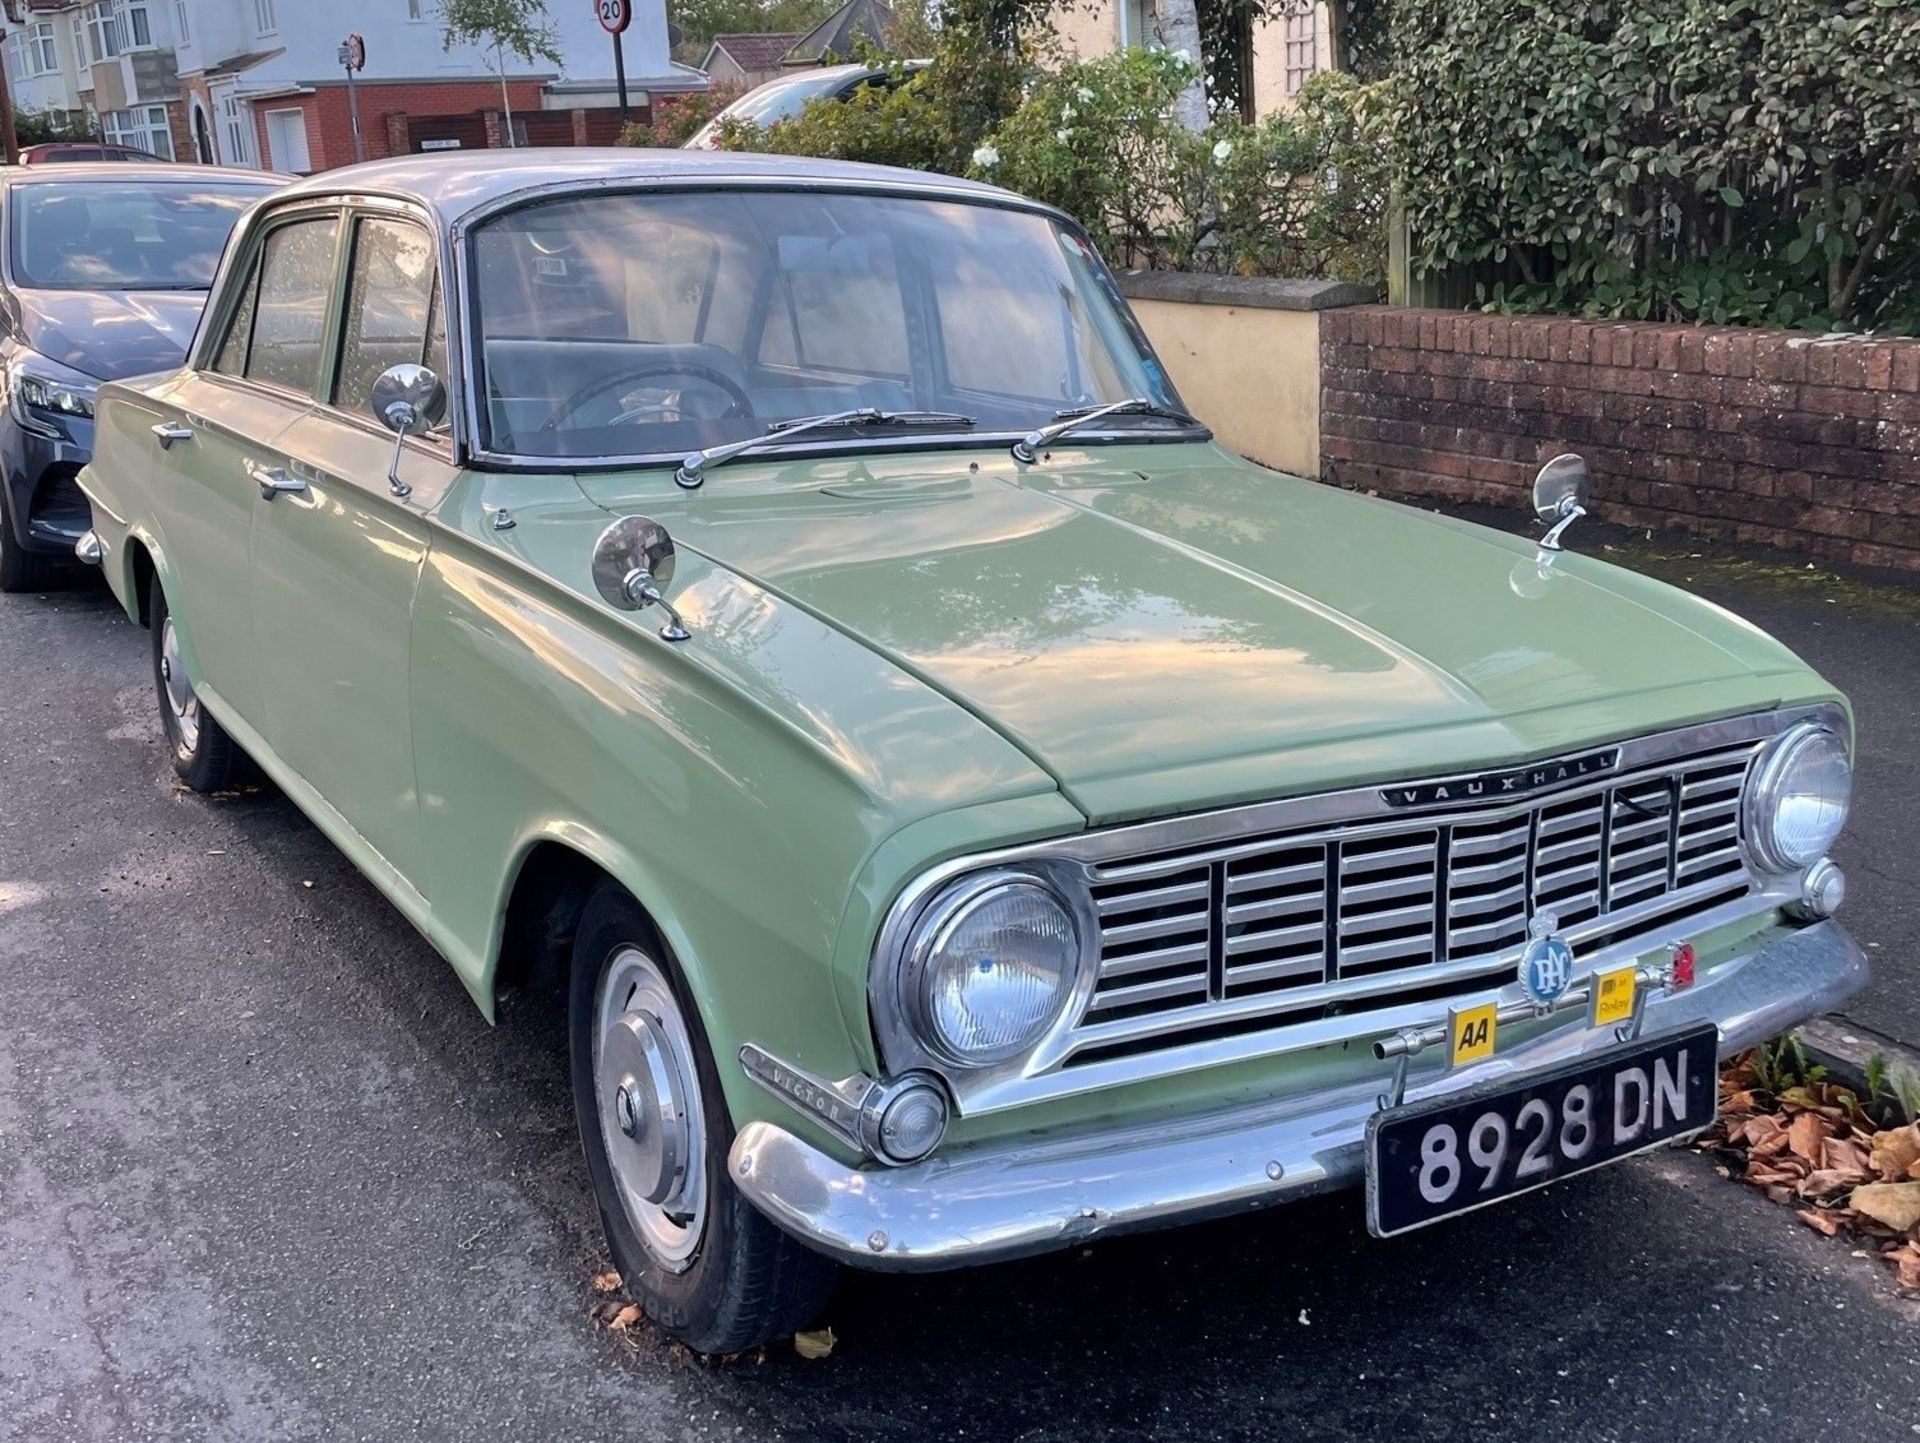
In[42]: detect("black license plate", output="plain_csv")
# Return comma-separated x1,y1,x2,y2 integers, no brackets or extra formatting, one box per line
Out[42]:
1365,1023,1719,1237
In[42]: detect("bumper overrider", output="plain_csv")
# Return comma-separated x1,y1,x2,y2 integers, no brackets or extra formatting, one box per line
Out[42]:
730,918,1866,1270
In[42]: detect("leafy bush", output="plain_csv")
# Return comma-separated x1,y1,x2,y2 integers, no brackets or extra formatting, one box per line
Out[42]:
1387,0,1920,333
621,85,743,149
715,29,1023,176
976,51,1387,281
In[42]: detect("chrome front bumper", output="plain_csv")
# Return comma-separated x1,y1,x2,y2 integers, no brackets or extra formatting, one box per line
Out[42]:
730,919,1866,1271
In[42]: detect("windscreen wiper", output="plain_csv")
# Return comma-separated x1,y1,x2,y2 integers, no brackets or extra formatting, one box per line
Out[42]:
676,408,976,488
1011,397,1202,463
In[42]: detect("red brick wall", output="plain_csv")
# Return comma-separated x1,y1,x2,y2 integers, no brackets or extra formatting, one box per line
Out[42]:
253,79,548,171
1320,307,1920,573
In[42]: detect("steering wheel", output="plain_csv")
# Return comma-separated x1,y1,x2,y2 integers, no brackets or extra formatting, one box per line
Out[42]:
538,362,755,434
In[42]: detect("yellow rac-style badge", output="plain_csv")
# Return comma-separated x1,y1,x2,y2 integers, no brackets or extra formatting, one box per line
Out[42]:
1590,964,1638,1028
1447,1001,1498,1068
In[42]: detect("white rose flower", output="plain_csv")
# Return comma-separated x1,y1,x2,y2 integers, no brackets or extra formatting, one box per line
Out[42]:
1056,127,1073,143
971,144,999,168
1076,85,1095,102
1213,139,1233,162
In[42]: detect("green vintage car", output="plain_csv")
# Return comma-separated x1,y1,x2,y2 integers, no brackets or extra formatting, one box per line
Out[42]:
76,151,1865,1353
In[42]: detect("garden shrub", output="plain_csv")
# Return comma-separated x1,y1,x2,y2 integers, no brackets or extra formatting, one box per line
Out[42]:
1388,0,1920,333
621,85,743,149
976,51,1387,282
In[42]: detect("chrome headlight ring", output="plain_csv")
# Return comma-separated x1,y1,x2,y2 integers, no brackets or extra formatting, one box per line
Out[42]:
873,864,1100,1078
1742,720,1852,876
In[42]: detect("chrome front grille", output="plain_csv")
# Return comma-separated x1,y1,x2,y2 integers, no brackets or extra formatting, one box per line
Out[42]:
1077,741,1759,1048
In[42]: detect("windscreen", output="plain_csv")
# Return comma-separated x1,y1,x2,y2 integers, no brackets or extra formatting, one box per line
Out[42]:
10,182,268,291
468,187,1184,460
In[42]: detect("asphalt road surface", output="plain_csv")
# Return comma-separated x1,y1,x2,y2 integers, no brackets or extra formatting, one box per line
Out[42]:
3,563,1917,1443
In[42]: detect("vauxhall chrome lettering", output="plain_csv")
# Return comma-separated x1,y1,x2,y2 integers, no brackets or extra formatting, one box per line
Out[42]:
1381,748,1620,808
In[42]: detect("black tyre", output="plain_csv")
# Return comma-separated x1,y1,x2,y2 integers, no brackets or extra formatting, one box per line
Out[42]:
569,879,837,1354
0,486,64,592
150,576,243,792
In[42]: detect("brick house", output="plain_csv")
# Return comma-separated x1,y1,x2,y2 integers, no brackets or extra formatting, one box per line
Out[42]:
4,0,706,172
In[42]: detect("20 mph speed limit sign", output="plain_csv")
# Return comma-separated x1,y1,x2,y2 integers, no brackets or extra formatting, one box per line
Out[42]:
596,0,631,34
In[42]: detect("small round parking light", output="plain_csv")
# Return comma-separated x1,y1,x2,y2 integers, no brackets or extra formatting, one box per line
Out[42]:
864,1075,950,1166
1789,858,1846,921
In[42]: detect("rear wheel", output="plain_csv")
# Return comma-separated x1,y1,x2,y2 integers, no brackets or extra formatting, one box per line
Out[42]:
0,485,63,592
568,880,836,1354
150,577,242,792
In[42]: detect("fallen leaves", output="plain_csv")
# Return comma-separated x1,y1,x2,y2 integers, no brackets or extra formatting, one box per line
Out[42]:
608,1304,645,1332
1698,1049,1920,1296
793,1327,836,1360
591,1270,623,1294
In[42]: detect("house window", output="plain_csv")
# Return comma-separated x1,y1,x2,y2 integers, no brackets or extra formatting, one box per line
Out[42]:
4,37,21,85
174,0,190,41
124,0,153,49
406,0,423,17
255,0,278,33
1282,8,1318,98
85,2,123,62
219,90,256,166
25,21,58,75
102,103,174,158
1117,0,1154,47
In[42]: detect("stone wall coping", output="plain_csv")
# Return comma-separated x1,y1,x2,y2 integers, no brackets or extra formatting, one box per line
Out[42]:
1119,271,1379,312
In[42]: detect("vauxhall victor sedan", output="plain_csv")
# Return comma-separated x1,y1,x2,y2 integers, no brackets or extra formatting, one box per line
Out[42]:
75,151,1863,1354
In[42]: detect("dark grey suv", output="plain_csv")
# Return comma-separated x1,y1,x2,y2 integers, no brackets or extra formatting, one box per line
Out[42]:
0,163,282,590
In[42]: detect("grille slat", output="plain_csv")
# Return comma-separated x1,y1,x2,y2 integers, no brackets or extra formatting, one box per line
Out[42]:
1078,741,1763,1053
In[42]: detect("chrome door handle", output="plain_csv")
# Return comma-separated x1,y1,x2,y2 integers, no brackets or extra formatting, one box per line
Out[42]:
250,463,309,500
151,421,194,450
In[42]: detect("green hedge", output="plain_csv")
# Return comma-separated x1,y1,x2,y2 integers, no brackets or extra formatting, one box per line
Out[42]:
1388,0,1920,333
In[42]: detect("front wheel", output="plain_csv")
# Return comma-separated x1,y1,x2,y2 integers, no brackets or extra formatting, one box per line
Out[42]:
569,880,836,1354
150,577,243,792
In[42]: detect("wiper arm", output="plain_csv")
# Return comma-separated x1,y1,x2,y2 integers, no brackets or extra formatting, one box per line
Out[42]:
1011,397,1202,463
676,408,976,488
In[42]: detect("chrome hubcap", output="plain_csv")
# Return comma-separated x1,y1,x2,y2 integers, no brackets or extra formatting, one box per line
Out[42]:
159,618,200,753
594,947,706,1271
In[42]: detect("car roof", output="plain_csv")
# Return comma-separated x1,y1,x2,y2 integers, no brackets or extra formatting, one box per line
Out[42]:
1,161,285,185
271,147,1038,230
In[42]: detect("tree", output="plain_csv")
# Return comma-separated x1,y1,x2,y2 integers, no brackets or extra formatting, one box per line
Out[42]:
1153,0,1207,130
439,0,563,147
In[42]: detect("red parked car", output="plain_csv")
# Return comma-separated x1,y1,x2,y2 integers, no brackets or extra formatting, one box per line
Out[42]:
18,142,166,165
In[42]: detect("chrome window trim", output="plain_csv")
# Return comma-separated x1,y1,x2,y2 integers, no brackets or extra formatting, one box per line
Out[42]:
445,175,1205,473
190,190,469,470
869,702,1843,1116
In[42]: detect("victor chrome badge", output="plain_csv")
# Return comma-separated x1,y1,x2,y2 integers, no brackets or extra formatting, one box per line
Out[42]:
1518,911,1575,1006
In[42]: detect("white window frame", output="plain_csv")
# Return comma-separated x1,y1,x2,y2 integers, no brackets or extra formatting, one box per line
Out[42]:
4,36,22,85
100,102,173,158
25,21,58,76
84,2,123,63
219,89,257,166
174,0,190,42
1282,7,1318,98
406,0,424,18
255,0,278,34
124,0,154,50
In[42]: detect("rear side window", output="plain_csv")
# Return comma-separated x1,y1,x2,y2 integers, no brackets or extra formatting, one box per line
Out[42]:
332,216,438,423
233,216,340,397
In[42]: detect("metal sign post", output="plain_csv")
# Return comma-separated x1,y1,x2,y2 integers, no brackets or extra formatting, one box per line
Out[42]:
597,0,632,123
338,33,367,162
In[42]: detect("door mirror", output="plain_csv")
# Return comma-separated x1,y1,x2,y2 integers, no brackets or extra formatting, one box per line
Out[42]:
592,515,691,642
1531,453,1591,551
371,363,446,437
369,364,446,500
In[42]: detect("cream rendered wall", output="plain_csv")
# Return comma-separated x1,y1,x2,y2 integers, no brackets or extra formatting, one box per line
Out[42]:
1128,297,1323,477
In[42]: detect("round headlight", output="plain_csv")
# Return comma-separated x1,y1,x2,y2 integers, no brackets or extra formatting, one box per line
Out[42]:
908,875,1080,1066
1744,723,1851,874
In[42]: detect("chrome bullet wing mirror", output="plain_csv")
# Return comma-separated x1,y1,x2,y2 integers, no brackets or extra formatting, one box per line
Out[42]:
370,363,447,500
592,515,691,641
1531,453,1592,552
